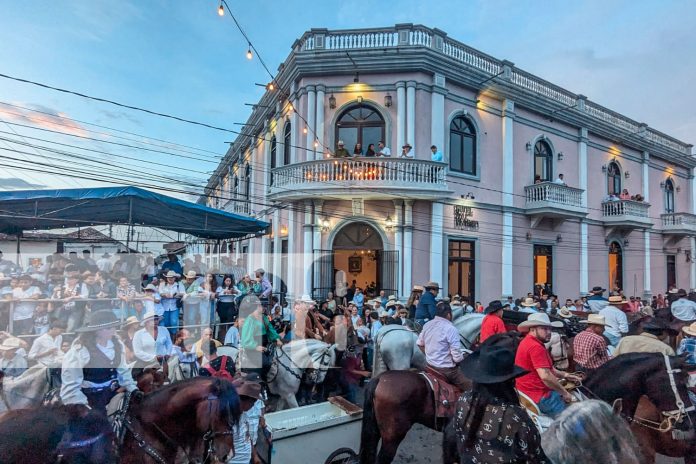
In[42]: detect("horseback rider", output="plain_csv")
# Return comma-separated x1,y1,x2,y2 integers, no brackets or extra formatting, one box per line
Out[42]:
480,300,506,343
415,281,439,326
60,310,140,413
515,313,582,418
240,295,281,379
416,301,470,391
614,317,676,356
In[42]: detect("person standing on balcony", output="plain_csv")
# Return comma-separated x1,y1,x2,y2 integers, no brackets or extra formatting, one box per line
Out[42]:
430,145,443,162
365,143,376,157
353,143,363,157
619,188,631,200
400,143,414,158
376,141,391,157
334,140,350,158
554,173,566,186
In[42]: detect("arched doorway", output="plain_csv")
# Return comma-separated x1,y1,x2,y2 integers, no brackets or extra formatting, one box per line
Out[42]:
312,221,398,300
608,241,623,292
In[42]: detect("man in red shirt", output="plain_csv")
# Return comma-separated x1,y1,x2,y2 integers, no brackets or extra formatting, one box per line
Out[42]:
480,301,506,343
515,313,582,418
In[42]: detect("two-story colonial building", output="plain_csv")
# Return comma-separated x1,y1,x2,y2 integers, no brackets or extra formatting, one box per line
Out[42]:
202,24,695,304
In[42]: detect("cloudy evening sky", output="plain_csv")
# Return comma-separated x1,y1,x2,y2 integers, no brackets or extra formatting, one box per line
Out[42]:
0,0,694,196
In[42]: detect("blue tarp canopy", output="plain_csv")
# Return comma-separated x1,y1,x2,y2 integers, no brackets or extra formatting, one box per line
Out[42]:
0,186,268,240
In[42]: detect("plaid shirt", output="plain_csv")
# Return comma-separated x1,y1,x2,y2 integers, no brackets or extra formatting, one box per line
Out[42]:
677,337,696,364
573,329,610,369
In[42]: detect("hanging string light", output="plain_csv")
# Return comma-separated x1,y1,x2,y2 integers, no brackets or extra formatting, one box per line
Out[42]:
217,1,224,16
246,43,253,60
302,126,308,134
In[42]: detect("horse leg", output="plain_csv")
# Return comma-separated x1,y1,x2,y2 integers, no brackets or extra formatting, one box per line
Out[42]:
282,392,298,410
376,421,410,464
442,419,458,464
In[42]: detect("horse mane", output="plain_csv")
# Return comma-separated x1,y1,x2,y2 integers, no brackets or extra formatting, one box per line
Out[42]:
585,352,686,390
138,377,241,427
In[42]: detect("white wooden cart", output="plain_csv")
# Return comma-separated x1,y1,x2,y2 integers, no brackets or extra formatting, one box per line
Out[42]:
256,397,362,464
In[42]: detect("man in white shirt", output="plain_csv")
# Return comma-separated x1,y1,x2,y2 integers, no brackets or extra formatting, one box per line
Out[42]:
12,275,41,335
671,289,696,322
376,140,391,157
29,319,66,387
400,143,414,158
554,173,566,186
96,253,113,273
599,295,630,347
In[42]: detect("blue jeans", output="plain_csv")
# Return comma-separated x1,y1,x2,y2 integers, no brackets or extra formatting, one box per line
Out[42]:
605,332,621,347
160,309,179,336
538,391,567,418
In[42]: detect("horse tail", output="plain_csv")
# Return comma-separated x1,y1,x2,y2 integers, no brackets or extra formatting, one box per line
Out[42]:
359,374,381,464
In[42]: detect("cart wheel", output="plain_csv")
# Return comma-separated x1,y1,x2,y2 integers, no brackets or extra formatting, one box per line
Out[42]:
324,447,358,464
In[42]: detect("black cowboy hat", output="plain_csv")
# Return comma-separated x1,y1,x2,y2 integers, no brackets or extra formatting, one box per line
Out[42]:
460,340,527,384
484,300,503,314
642,317,678,334
591,286,606,293
75,310,120,332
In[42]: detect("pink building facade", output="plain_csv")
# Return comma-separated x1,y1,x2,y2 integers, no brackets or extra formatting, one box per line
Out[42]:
203,25,694,304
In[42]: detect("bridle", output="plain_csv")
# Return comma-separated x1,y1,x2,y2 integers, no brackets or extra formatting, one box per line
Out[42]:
124,392,234,464
55,432,108,463
267,343,334,384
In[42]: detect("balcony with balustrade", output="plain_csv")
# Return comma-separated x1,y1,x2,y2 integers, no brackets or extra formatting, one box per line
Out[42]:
524,182,586,227
267,157,450,201
660,212,696,236
601,199,652,229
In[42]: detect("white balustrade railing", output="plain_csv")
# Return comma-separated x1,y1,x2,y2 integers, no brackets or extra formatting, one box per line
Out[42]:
661,213,696,228
293,25,691,157
524,182,584,208
270,158,447,192
602,199,650,218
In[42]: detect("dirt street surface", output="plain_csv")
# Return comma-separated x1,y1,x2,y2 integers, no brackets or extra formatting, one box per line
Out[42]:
390,424,683,464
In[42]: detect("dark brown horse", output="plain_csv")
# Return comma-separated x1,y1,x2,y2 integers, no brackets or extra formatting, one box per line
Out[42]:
0,404,117,463
359,333,520,464
121,376,241,463
583,353,696,464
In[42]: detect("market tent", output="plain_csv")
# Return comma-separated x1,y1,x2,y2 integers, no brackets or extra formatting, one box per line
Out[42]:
0,186,268,240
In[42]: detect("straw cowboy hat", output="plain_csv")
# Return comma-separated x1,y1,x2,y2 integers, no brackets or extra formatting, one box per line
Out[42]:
299,294,316,305
607,295,629,305
76,310,121,332
123,316,140,328
385,298,398,308
164,271,180,278
424,281,440,290
682,322,696,337
0,337,22,351
520,297,537,307
460,340,528,384
668,288,679,294
140,310,159,325
185,270,197,279
579,314,608,326
518,312,564,329
451,294,463,305
144,284,158,292
378,309,389,318
557,307,573,319
411,285,424,293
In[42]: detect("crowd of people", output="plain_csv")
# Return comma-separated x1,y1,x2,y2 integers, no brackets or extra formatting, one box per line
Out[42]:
332,139,444,162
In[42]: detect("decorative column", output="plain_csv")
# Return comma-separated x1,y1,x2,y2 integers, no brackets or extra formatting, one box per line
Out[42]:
691,167,696,214
691,236,696,291
430,202,444,297
501,99,515,297
396,82,406,152
642,151,650,203
302,200,313,297
286,205,296,301
393,200,403,297
306,85,316,161
431,74,446,158
644,230,652,298
315,85,325,160
403,200,414,297
290,82,299,164
578,127,588,294
272,209,281,290
406,81,416,149
313,200,323,257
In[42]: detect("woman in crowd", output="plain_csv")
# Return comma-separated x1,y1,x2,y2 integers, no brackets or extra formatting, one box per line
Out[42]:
120,316,141,363
132,311,173,376
115,275,137,319
353,143,363,156
236,274,254,303
240,296,281,378
158,271,184,336
216,274,239,341
406,285,424,320
365,143,376,157
202,273,219,328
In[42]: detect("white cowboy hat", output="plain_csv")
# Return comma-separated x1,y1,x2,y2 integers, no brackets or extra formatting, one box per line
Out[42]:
557,307,573,318
520,297,537,307
518,312,564,329
140,310,159,325
682,322,696,337
378,309,389,318
579,313,608,326
299,294,316,305
144,283,158,292
185,270,197,279
388,294,397,301
386,299,398,308
164,271,180,278
0,337,22,351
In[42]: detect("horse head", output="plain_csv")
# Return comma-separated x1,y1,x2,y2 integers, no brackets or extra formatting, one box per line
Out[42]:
643,355,696,433
197,378,242,462
57,406,118,463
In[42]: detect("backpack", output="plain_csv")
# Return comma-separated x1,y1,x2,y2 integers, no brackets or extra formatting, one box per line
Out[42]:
205,356,234,381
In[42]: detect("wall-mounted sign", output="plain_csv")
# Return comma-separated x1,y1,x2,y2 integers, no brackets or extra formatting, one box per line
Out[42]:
454,205,479,231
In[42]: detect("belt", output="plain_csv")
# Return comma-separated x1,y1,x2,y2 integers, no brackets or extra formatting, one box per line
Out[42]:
82,380,119,393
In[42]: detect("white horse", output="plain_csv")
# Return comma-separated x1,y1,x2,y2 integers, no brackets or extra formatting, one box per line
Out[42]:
167,346,239,383
372,313,484,378
265,339,337,410
0,366,52,413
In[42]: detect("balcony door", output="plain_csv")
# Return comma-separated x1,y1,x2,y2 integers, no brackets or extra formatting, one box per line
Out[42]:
666,255,676,290
534,140,553,182
448,240,475,304
335,104,385,153
608,241,623,291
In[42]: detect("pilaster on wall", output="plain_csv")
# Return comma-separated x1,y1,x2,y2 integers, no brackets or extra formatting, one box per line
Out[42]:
393,200,404,297
501,99,514,297
430,202,444,297
406,81,416,149
642,151,650,203
431,74,446,156
691,236,696,291
578,127,588,207
403,200,414,297
644,230,652,298
580,222,588,294
396,82,406,152
286,206,296,301
306,85,316,160
316,85,325,160
272,210,281,291
302,201,313,297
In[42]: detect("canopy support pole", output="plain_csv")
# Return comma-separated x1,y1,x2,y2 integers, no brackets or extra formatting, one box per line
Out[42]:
125,198,133,251
15,232,21,267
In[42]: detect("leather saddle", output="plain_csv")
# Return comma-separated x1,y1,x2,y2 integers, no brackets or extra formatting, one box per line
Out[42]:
419,366,462,418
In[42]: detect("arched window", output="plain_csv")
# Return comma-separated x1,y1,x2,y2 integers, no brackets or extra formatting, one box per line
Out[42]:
283,123,291,165
449,116,477,175
335,104,385,153
534,140,553,182
607,162,621,195
608,241,623,292
665,178,675,213
269,136,277,186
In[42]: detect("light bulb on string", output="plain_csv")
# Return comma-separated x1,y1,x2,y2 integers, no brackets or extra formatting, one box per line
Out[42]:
246,44,253,60
314,139,319,148
217,2,224,16
303,126,308,134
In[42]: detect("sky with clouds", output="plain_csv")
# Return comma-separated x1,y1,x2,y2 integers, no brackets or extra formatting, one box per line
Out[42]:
0,0,694,197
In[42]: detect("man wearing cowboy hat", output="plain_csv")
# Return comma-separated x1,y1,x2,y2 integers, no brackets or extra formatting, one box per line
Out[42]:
480,301,506,343
0,336,27,378
28,319,67,386
400,143,414,158
518,297,540,314
678,322,696,364
161,253,183,276
228,379,265,464
415,281,439,326
586,286,609,313
614,318,676,357
515,313,582,418
671,288,696,324
61,310,139,412
385,295,399,317
598,295,630,348
572,314,610,374
132,310,173,370
417,302,470,391
158,270,184,336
